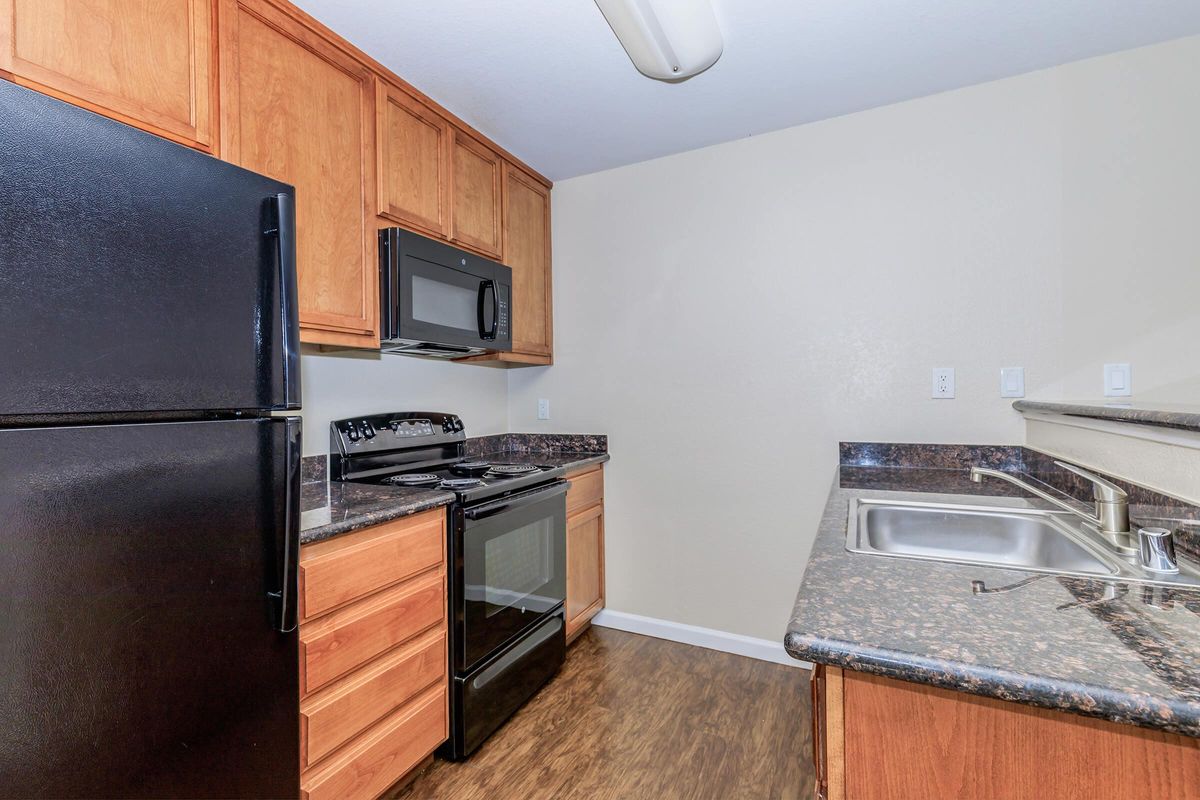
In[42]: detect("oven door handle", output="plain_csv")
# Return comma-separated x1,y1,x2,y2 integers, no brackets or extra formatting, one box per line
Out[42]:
464,481,568,521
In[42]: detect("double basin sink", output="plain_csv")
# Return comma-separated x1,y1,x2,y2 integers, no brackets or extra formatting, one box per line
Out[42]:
847,498,1200,588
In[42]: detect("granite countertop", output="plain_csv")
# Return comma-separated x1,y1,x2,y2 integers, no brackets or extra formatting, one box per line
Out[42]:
474,449,611,472
785,466,1200,737
299,445,610,545
1014,399,1200,434
300,481,453,545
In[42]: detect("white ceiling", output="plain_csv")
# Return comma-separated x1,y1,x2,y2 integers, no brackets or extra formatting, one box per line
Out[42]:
293,0,1200,180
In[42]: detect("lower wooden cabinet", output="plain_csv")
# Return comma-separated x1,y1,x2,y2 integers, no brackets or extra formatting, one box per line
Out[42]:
812,664,1200,800
565,465,605,642
298,508,448,799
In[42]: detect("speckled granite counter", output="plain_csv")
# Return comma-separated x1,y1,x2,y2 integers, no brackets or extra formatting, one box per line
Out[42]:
785,459,1200,737
300,481,453,545
299,436,609,545
473,449,610,472
1014,399,1200,434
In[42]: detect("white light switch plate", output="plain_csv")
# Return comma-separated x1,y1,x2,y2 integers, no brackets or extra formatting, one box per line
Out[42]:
1104,363,1132,397
1000,367,1025,398
932,368,955,399
537,398,551,420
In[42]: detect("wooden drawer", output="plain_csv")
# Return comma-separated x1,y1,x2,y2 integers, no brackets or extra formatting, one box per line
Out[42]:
301,628,446,769
300,572,444,696
566,466,603,515
302,683,447,800
299,510,444,622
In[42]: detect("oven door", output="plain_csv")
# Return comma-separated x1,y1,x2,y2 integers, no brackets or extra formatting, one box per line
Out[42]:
456,482,567,672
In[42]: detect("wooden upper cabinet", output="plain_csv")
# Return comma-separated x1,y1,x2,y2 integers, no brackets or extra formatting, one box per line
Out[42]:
503,165,553,358
218,0,378,347
376,81,451,238
0,0,216,151
450,131,503,259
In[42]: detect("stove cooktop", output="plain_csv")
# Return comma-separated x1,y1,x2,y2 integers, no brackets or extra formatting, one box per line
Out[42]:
363,460,564,503
329,412,566,504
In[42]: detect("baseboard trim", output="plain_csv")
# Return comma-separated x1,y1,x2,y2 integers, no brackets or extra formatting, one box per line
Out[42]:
590,609,810,669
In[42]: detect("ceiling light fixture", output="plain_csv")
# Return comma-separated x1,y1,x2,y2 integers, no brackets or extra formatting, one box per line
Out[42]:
595,0,724,82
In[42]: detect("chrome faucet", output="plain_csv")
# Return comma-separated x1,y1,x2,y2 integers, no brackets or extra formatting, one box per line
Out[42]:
969,461,1133,552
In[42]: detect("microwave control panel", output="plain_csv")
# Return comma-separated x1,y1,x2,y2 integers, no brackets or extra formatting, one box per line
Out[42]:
497,287,510,340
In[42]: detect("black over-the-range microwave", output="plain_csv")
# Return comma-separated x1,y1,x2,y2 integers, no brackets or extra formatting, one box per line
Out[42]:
379,227,512,358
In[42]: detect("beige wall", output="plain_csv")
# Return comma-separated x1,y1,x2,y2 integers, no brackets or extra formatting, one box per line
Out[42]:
1057,38,1200,400
300,349,507,456
507,36,1200,641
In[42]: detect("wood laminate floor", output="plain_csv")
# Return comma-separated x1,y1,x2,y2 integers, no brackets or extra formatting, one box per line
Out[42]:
395,626,814,800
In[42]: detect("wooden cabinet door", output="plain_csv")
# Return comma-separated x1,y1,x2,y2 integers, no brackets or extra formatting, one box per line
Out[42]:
450,130,502,259
503,164,553,357
376,81,450,237
565,504,604,639
0,0,216,151
218,0,378,347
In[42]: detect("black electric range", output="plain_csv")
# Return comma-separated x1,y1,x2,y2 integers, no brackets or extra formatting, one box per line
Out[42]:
329,412,567,760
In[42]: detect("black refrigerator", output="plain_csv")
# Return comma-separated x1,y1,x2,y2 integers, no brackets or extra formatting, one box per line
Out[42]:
0,80,302,798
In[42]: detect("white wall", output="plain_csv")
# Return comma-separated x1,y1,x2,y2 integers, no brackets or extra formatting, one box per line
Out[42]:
299,348,507,456
507,37,1200,641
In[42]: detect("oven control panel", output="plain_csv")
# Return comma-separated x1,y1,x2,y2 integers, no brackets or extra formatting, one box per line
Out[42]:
330,411,465,455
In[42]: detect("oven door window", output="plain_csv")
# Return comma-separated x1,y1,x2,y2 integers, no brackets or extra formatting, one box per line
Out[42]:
462,486,566,670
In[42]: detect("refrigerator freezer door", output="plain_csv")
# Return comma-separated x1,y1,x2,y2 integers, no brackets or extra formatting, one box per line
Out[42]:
0,79,299,416
0,417,301,799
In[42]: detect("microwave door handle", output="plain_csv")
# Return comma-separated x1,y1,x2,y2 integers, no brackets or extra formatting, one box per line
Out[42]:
477,279,498,341
489,279,500,340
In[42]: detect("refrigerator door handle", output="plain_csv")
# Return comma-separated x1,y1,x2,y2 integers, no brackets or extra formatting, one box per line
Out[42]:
267,193,301,410
270,417,302,633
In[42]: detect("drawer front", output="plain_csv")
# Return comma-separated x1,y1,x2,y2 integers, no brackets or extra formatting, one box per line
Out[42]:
301,629,446,768
300,510,444,622
566,466,603,515
301,573,444,695
302,684,447,800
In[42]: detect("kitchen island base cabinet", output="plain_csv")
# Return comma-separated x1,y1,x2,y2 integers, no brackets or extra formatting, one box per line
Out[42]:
299,508,449,800
565,465,605,642
812,664,1200,800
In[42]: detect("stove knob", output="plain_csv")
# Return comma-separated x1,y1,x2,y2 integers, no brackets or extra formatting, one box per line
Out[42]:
361,421,376,439
346,423,360,443
454,418,464,432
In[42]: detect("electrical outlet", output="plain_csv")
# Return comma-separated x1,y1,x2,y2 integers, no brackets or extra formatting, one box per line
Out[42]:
1000,367,1025,398
932,368,955,399
537,398,551,420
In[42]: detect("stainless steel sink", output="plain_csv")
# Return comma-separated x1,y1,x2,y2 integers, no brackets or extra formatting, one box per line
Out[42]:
846,498,1200,587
